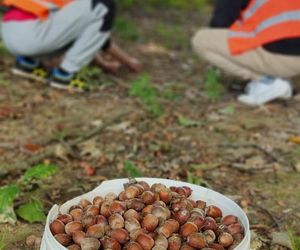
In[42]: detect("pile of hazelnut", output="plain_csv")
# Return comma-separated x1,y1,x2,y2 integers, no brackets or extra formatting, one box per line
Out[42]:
50,180,245,250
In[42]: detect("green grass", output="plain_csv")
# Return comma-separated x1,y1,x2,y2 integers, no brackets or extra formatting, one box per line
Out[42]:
204,68,224,101
115,17,140,41
0,42,9,57
289,230,300,250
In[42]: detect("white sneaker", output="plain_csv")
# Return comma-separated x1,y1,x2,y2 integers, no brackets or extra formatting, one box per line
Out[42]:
238,77,292,106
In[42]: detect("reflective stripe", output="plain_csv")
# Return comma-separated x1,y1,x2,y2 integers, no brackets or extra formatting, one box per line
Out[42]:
243,0,268,19
230,10,300,38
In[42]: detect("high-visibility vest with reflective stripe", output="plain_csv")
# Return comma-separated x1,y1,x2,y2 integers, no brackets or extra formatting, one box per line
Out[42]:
229,0,300,55
3,0,73,20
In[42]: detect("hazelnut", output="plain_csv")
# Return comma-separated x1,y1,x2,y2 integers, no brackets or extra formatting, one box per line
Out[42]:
202,217,217,231
102,236,121,250
152,206,171,221
218,232,233,247
141,191,156,205
57,214,73,225
79,199,92,209
125,186,140,199
170,187,178,192
142,205,154,216
196,200,206,210
110,201,126,214
174,208,191,225
142,214,159,232
119,191,127,201
85,205,100,216
67,244,81,250
186,233,206,249
159,189,172,204
126,199,145,211
154,234,168,248
69,205,83,212
111,228,129,244
72,230,85,245
65,221,83,236
206,206,222,219
175,187,188,197
188,215,205,230
168,234,182,250
80,237,101,250
208,243,225,250
182,186,192,197
109,213,125,229
136,233,155,250
158,219,180,238
93,196,104,207
221,215,238,226
70,208,83,221
125,241,143,250
130,228,147,240
82,214,97,229
100,201,112,218
95,214,108,226
134,184,145,195
151,183,167,193
86,224,106,238
54,234,71,246
191,208,205,218
204,230,216,244
180,222,198,238
105,192,118,202
124,209,141,222
137,181,150,190
187,199,197,208
180,244,196,250
50,219,65,235
125,218,141,232
227,223,244,236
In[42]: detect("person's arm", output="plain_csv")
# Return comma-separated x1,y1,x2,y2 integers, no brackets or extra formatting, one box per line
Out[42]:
106,42,142,73
210,0,250,28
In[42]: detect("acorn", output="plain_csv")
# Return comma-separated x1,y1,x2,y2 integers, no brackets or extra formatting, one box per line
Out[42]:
86,224,106,238
67,244,81,250
125,218,141,232
126,199,145,211
111,228,129,244
218,232,233,247
180,222,198,238
227,223,244,236
158,219,180,238
221,215,238,226
202,217,218,231
79,199,91,209
196,200,206,210
105,192,118,202
82,214,97,229
57,214,73,225
204,230,216,244
152,206,171,221
72,231,85,245
206,206,222,219
80,237,101,250
100,201,112,218
110,200,126,214
168,234,182,250
124,209,141,222
109,213,125,229
154,234,168,248
54,234,71,246
93,196,104,207
125,241,143,250
65,221,83,236
142,214,159,232
70,208,84,221
125,186,140,199
186,233,206,249
85,205,100,216
188,215,205,230
138,181,151,191
141,191,156,205
174,208,191,225
102,236,121,250
50,219,65,235
136,233,155,250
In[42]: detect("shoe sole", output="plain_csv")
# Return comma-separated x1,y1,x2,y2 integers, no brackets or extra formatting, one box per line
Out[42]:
49,81,86,93
11,68,47,84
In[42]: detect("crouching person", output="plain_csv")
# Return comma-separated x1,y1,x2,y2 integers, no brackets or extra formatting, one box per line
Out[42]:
192,0,300,106
1,0,141,92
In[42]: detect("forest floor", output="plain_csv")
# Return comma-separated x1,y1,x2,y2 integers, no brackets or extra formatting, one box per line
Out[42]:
0,4,300,250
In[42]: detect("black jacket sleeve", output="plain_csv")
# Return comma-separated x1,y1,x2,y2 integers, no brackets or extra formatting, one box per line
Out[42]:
210,0,250,28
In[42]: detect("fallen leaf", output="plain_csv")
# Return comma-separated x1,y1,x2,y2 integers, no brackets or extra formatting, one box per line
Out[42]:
289,136,300,144
22,143,43,153
79,162,96,176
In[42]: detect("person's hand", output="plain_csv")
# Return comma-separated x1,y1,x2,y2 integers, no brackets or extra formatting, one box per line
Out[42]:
126,57,143,73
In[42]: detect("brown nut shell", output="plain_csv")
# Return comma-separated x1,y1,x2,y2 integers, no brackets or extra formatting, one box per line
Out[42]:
136,233,155,250
168,234,182,250
111,228,129,244
218,232,234,247
180,222,198,238
142,214,159,232
57,214,73,225
80,237,101,250
86,224,106,239
206,206,223,219
54,234,71,246
158,219,180,238
187,233,206,249
50,219,65,235
65,221,83,236
72,230,85,245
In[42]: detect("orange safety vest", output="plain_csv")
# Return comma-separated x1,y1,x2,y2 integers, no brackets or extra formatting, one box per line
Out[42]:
229,0,300,55
3,0,73,20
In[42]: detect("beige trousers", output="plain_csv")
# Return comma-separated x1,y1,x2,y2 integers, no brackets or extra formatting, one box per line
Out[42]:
192,29,300,80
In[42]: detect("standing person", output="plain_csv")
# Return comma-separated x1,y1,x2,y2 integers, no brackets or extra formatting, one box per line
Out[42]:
1,0,142,92
192,0,300,106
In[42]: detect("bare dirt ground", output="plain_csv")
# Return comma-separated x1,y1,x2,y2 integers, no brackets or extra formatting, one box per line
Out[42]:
0,5,300,250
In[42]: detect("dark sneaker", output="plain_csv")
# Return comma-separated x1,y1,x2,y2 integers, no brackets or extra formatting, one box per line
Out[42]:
12,56,48,83
50,68,89,92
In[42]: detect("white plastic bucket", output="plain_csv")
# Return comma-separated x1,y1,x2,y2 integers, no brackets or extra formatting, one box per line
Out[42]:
41,178,250,250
